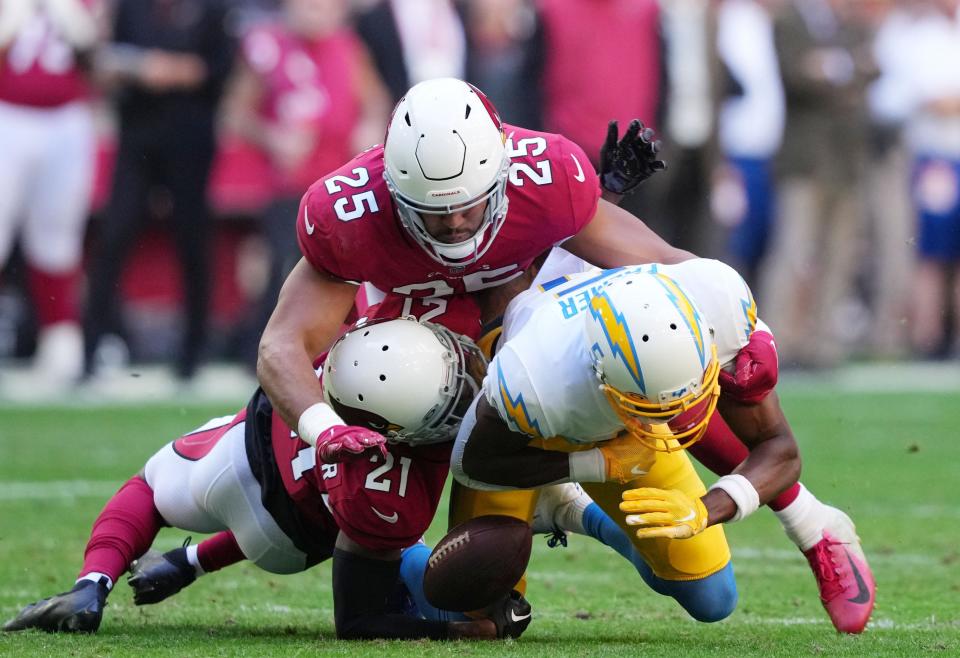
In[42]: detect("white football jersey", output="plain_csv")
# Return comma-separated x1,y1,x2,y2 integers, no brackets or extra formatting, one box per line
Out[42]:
484,257,759,443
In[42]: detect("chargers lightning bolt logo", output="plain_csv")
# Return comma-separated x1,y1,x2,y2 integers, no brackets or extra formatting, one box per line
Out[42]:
740,283,758,341
589,291,645,392
652,273,707,368
497,365,542,437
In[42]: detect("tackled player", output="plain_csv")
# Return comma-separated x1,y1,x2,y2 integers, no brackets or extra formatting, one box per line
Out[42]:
452,253,876,633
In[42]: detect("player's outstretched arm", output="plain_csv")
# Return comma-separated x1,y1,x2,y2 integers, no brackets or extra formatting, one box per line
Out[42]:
621,390,801,539
561,198,694,268
456,399,649,489
703,391,801,525
599,119,666,204
619,392,800,540
257,258,359,439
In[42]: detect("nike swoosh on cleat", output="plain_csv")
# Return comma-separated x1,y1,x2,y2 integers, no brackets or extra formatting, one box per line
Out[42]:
304,207,315,235
630,464,648,476
845,551,871,604
510,610,532,623
371,506,399,524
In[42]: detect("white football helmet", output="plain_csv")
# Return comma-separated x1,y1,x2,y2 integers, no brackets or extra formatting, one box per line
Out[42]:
383,78,510,266
322,317,487,445
584,271,721,452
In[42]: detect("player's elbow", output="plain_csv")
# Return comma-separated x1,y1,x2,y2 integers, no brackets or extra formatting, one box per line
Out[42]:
451,439,510,492
460,439,498,484
256,321,304,386
786,447,802,489
777,435,802,491
255,333,283,384
460,439,481,478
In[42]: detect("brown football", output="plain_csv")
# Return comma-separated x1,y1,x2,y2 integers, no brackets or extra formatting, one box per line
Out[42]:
423,515,533,612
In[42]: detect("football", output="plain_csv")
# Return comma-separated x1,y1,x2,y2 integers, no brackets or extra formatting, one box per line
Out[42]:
423,515,533,612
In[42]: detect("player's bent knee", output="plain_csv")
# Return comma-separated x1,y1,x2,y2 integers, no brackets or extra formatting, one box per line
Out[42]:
245,543,307,574
677,562,738,623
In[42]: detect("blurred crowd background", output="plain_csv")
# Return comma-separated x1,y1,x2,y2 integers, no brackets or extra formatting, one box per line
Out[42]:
1,0,959,391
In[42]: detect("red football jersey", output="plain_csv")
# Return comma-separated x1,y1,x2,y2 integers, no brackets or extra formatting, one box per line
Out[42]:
297,124,600,314
0,2,95,107
267,407,451,551
359,291,484,340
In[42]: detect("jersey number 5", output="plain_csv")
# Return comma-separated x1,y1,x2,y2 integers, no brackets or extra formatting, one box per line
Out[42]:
325,168,380,221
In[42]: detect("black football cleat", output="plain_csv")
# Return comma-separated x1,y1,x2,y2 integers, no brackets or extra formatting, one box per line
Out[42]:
127,548,196,605
3,578,108,633
487,590,532,639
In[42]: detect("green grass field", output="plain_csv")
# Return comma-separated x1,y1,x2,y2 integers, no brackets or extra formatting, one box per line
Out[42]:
1,384,958,656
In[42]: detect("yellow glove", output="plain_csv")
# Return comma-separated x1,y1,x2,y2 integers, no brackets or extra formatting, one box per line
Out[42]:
598,432,657,483
619,487,709,539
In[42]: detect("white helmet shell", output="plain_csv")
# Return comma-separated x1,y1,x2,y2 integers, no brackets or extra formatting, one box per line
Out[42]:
322,317,486,445
583,271,721,451
383,78,510,266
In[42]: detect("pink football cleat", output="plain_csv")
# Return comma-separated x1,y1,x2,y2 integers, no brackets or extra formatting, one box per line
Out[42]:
802,509,876,634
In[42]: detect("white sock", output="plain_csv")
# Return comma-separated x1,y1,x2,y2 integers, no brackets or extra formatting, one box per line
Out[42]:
555,487,592,536
77,572,113,591
185,544,205,577
774,484,829,551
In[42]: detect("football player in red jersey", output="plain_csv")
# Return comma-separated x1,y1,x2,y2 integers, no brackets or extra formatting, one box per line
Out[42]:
257,77,875,633
3,317,530,640
258,77,690,498
259,77,689,442
0,0,101,384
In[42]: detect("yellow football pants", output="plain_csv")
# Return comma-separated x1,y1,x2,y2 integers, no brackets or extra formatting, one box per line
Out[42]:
447,434,730,586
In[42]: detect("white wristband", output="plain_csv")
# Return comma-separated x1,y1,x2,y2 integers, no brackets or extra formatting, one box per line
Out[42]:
297,402,345,447
708,474,760,522
569,449,606,483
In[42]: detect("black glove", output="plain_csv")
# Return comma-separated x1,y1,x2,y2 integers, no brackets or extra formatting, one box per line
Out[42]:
486,590,532,639
599,119,666,195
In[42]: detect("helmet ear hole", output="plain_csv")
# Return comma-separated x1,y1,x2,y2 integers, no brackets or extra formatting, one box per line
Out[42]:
379,374,386,381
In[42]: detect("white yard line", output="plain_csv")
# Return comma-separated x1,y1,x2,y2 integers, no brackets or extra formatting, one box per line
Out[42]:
0,479,119,500
733,546,942,567
731,616,952,631
0,363,257,407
